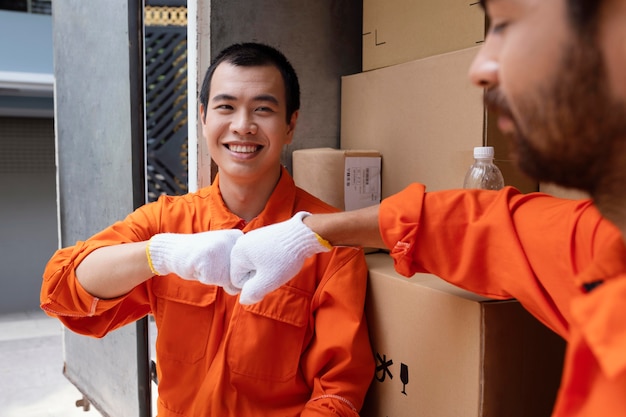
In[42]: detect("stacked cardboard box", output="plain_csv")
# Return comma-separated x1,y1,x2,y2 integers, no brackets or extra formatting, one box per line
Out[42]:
356,0,538,195
362,253,566,417
292,148,382,211
363,0,486,71
342,46,537,197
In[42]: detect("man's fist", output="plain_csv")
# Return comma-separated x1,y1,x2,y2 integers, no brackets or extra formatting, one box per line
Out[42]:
230,212,331,304
148,229,243,294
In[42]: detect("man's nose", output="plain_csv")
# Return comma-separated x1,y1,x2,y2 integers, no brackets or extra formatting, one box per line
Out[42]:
232,111,257,135
468,49,499,89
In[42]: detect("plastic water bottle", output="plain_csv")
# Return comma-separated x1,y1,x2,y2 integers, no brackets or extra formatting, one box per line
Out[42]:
463,146,505,190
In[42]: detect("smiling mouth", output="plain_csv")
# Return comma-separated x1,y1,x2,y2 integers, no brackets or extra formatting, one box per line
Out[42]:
226,144,262,153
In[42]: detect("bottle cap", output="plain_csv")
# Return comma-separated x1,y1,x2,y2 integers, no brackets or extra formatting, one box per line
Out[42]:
474,146,495,159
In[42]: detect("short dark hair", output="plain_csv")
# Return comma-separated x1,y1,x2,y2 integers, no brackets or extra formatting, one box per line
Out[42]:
566,0,602,34
199,42,300,124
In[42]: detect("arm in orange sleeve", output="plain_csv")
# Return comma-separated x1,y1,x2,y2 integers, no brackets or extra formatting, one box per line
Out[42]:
300,247,375,416
379,183,619,337
40,203,159,337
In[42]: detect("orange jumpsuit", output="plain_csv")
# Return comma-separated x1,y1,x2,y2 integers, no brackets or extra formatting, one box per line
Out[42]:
379,183,626,417
41,168,374,417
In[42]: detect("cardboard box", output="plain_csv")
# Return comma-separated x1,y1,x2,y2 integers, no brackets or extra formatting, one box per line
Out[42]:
341,47,537,198
292,148,381,211
362,253,566,417
363,0,486,71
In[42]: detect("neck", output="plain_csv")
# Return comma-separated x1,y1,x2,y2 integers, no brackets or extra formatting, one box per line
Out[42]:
218,168,281,222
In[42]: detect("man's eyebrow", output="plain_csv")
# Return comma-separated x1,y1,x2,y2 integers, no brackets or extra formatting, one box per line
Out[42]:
252,94,279,105
210,93,279,105
211,93,236,102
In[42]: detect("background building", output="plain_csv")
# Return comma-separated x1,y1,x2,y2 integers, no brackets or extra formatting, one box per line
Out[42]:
0,1,55,314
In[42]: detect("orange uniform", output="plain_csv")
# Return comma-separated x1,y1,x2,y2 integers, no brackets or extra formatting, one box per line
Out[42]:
41,168,374,417
379,183,626,417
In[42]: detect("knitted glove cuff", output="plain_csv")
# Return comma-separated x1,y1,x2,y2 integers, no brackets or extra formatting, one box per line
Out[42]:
281,212,332,258
147,233,183,276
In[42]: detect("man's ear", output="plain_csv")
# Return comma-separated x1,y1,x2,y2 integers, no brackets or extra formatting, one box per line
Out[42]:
199,104,207,126
286,110,299,143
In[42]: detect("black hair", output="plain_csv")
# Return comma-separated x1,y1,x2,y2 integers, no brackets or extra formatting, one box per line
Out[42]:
199,42,300,124
566,0,602,34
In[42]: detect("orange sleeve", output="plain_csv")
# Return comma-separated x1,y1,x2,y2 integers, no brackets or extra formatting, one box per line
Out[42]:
40,202,161,337
379,184,618,337
301,247,375,416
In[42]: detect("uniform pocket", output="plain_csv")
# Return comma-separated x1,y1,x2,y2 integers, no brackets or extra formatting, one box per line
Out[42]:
228,285,311,382
152,277,218,364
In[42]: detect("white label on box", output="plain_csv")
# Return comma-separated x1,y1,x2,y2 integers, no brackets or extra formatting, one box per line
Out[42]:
344,156,381,211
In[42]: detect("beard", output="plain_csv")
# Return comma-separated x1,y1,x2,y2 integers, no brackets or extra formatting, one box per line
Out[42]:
484,36,626,194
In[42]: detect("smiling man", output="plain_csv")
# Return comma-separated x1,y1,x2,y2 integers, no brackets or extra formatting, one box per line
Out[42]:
231,2,626,416
41,43,374,416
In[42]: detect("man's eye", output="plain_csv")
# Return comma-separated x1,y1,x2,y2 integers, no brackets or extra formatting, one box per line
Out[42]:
489,21,509,34
215,104,233,110
256,106,274,113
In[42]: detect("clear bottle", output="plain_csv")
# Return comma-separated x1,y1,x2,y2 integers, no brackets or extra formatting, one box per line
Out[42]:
463,146,505,190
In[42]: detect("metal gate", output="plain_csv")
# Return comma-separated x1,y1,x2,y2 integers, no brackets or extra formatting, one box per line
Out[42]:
144,1,188,394
145,4,188,201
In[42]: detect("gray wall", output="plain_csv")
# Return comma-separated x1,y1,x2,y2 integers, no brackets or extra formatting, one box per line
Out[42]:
201,0,363,173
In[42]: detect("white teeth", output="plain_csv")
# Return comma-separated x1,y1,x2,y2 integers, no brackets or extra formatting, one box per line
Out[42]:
229,144,258,153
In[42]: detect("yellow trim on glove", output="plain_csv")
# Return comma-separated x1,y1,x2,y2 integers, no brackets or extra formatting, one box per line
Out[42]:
314,233,333,250
145,240,159,275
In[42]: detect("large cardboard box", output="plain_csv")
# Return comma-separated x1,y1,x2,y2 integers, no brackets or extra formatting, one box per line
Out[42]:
362,253,566,417
292,148,382,211
341,47,537,198
363,0,486,71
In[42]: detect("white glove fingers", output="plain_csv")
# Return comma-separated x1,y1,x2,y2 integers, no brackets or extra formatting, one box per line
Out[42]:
230,258,255,289
224,264,251,295
228,212,334,304
239,276,270,305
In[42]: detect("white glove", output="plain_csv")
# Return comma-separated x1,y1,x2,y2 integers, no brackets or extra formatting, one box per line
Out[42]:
230,211,332,305
147,229,243,294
